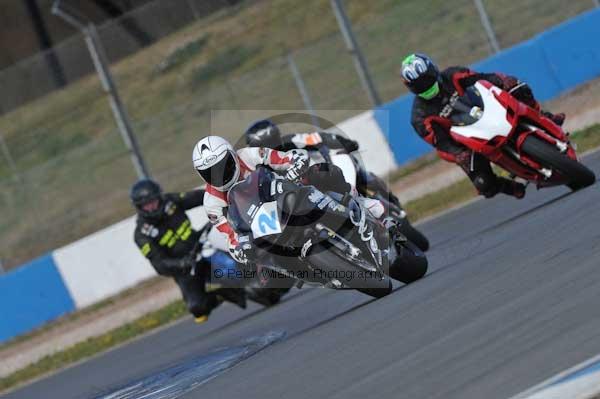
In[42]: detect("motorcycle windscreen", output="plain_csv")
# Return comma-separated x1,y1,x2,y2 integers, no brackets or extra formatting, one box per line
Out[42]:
330,152,357,188
227,167,280,234
451,81,512,141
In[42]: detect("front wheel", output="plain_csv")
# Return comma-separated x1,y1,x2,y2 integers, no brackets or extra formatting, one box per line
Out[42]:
397,221,430,252
389,241,428,284
520,136,595,190
306,245,393,298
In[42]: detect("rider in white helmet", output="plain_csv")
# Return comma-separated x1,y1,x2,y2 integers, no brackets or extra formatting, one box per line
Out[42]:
192,135,309,263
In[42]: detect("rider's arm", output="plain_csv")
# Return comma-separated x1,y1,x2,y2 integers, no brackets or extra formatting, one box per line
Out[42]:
446,66,519,92
203,188,239,251
238,147,309,180
448,66,538,108
410,99,462,157
171,189,205,210
134,235,190,277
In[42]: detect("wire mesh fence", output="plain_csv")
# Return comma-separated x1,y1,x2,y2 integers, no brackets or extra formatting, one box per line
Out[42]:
0,0,596,269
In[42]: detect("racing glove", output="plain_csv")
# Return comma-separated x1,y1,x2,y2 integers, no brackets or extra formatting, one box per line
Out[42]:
336,135,359,153
230,241,255,264
284,149,309,181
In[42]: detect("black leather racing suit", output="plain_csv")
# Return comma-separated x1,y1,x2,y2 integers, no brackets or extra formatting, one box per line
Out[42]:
410,66,539,198
134,189,218,317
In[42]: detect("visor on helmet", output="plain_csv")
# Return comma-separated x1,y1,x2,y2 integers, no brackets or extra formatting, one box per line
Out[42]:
197,151,238,188
406,68,438,95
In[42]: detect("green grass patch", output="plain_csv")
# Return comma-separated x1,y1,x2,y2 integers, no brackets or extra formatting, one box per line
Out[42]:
0,299,187,393
190,45,260,88
404,178,476,222
387,152,440,183
572,123,600,153
154,35,211,75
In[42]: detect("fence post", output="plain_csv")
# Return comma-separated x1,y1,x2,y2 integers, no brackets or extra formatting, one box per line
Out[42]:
473,0,501,54
330,0,381,107
85,24,150,179
287,52,320,129
52,1,150,179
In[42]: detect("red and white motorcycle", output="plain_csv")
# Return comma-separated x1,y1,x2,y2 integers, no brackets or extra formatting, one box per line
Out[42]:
448,80,595,190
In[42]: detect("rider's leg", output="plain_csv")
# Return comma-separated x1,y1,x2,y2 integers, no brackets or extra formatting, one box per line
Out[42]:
174,274,218,322
304,162,386,219
458,152,526,199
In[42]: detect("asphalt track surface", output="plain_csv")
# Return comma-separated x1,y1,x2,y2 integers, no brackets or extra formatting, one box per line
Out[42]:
6,152,600,399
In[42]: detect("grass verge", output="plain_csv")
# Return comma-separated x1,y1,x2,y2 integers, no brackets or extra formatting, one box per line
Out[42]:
1,123,598,393
0,300,187,393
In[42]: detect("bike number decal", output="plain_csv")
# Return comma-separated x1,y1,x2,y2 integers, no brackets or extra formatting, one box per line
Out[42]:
251,201,282,238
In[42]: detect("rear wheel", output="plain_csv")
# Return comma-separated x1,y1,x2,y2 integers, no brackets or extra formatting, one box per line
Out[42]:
521,136,595,190
389,241,428,284
306,245,392,298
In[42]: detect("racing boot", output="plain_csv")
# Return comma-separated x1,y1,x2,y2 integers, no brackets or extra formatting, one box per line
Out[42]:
498,178,526,199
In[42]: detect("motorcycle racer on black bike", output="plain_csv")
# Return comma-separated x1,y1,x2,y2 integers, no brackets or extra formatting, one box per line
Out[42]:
192,135,310,264
131,179,246,323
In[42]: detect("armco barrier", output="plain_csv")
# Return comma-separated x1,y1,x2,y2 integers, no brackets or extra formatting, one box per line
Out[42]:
379,7,600,165
0,254,75,343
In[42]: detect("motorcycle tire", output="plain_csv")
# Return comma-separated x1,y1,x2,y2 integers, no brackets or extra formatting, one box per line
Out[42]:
306,245,393,298
398,221,430,252
389,241,428,284
520,136,595,190
245,286,283,307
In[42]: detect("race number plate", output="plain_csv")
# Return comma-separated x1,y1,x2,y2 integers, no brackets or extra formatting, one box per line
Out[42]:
251,201,282,238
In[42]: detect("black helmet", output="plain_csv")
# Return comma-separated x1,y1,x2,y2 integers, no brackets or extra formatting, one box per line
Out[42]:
244,119,282,148
400,53,440,100
130,179,164,218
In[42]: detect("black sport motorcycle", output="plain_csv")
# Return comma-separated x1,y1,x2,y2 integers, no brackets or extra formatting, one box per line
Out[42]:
227,167,428,298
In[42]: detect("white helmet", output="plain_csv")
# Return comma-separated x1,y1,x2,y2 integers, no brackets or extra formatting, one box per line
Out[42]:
192,136,240,191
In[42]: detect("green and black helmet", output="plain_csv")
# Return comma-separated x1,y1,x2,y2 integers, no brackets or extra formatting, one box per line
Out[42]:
400,53,440,100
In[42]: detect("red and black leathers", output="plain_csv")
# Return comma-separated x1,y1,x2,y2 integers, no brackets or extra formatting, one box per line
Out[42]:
410,66,540,198
134,189,218,317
